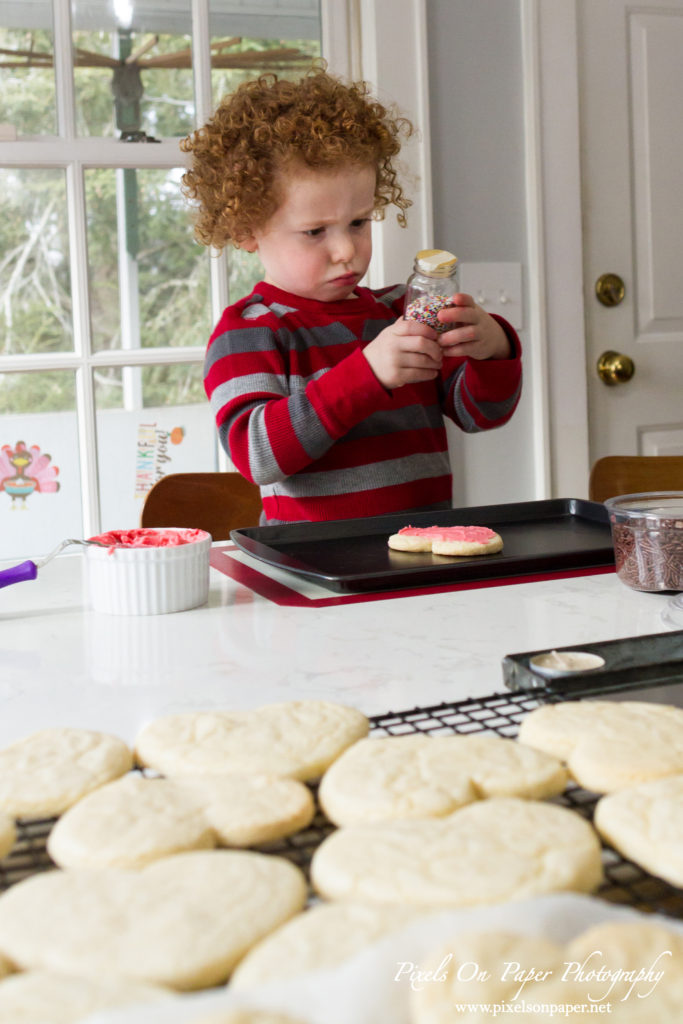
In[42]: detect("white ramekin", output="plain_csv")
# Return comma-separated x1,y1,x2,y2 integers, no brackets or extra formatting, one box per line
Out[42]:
85,529,211,615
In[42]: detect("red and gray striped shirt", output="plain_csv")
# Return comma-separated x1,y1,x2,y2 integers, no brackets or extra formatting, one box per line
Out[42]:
204,282,522,524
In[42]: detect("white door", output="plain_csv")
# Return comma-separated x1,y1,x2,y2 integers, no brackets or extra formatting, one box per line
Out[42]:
578,0,683,459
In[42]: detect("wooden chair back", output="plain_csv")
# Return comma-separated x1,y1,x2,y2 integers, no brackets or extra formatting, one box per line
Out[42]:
140,472,262,540
589,455,683,503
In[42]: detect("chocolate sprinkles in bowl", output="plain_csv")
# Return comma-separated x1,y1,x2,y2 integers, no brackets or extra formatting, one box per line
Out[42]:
605,492,683,592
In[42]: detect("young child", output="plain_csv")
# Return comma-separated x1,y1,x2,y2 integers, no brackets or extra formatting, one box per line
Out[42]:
181,67,522,524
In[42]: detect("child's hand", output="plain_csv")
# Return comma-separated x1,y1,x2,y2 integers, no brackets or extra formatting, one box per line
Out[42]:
436,294,512,360
363,319,443,390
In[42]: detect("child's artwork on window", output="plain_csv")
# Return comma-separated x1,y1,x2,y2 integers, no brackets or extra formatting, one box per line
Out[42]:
0,441,59,507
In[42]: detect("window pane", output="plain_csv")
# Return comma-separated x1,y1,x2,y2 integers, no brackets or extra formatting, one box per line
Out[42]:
205,3,321,304
72,0,194,138
209,1,321,104
0,370,82,559
229,247,264,304
85,167,211,352
94,361,217,531
0,168,73,356
0,3,56,135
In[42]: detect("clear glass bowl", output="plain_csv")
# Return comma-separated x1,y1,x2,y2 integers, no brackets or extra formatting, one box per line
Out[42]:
604,492,683,593
662,594,683,628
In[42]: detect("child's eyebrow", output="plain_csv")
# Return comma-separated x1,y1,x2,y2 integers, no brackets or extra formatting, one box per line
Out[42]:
298,206,374,230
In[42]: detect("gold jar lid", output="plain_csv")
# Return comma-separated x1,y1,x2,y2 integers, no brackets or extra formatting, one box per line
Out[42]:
415,249,458,277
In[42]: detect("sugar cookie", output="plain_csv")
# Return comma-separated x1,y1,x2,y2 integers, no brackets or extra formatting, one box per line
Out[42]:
0,728,133,818
0,814,15,860
188,1013,308,1024
518,700,683,792
0,970,171,1023
0,850,307,990
410,930,564,1022
175,774,315,847
311,798,603,907
318,734,567,825
47,773,315,869
388,525,503,556
594,774,683,887
410,920,683,1023
47,774,213,869
232,902,416,988
525,921,683,1022
134,701,369,781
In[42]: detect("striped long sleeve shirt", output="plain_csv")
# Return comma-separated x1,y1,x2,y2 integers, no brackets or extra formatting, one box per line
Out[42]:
204,282,522,524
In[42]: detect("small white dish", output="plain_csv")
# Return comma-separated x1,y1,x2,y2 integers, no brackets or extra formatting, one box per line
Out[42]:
529,649,606,677
662,594,683,629
86,528,211,615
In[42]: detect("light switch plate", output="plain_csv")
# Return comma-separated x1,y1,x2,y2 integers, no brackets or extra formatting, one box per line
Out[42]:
458,262,523,330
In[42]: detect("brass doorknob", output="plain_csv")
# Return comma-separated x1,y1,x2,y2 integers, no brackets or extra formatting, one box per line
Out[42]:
596,273,626,307
597,350,635,386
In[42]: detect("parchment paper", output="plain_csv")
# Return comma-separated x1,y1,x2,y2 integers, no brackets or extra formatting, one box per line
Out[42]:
80,893,683,1024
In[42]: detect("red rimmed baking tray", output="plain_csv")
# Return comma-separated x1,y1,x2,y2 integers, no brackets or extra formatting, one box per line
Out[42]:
230,498,614,593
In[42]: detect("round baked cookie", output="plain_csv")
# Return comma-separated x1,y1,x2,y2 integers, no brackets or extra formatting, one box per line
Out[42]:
188,1013,308,1024
594,774,683,887
0,970,171,1023
518,700,683,792
411,920,683,1024
232,902,416,988
311,798,603,907
0,814,15,860
0,850,307,990
175,774,315,847
527,920,683,1023
47,773,315,869
410,930,564,1023
565,919,683,1000
411,920,683,1023
0,728,133,818
388,525,503,557
318,734,568,825
47,774,214,869
134,701,369,781
387,532,434,553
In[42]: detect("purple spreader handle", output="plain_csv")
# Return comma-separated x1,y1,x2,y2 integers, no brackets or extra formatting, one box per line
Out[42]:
0,560,38,589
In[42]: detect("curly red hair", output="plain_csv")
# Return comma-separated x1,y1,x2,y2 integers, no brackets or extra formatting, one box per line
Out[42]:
180,65,414,249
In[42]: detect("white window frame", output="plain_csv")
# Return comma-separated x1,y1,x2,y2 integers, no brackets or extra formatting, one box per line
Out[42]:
0,0,432,535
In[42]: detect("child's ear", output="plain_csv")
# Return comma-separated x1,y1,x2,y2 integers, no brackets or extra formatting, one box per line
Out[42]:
239,235,258,254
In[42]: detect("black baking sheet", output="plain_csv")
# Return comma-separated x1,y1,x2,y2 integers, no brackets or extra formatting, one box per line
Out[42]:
230,497,614,593
503,629,683,697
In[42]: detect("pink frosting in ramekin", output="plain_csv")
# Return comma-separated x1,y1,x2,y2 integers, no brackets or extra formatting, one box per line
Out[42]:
89,528,208,549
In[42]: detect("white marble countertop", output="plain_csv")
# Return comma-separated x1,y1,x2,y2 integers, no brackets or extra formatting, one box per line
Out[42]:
0,544,676,749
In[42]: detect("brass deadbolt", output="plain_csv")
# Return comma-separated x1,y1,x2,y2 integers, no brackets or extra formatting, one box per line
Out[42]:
597,350,635,386
596,273,626,307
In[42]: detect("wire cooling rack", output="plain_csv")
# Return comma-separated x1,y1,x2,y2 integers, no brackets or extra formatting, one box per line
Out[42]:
2,690,682,918
264,691,683,918
0,816,54,889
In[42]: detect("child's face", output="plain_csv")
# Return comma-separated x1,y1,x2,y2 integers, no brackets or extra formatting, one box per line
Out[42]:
242,163,376,302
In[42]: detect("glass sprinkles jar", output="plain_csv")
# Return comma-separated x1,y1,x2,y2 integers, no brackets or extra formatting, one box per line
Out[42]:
404,249,459,333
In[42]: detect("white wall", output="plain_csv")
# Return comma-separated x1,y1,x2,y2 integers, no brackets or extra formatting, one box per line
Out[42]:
425,0,535,507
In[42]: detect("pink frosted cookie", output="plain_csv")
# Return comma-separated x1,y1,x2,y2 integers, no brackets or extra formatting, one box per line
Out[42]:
388,525,503,557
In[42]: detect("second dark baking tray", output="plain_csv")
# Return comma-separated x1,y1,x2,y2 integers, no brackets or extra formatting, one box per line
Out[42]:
503,629,683,697
230,497,614,593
